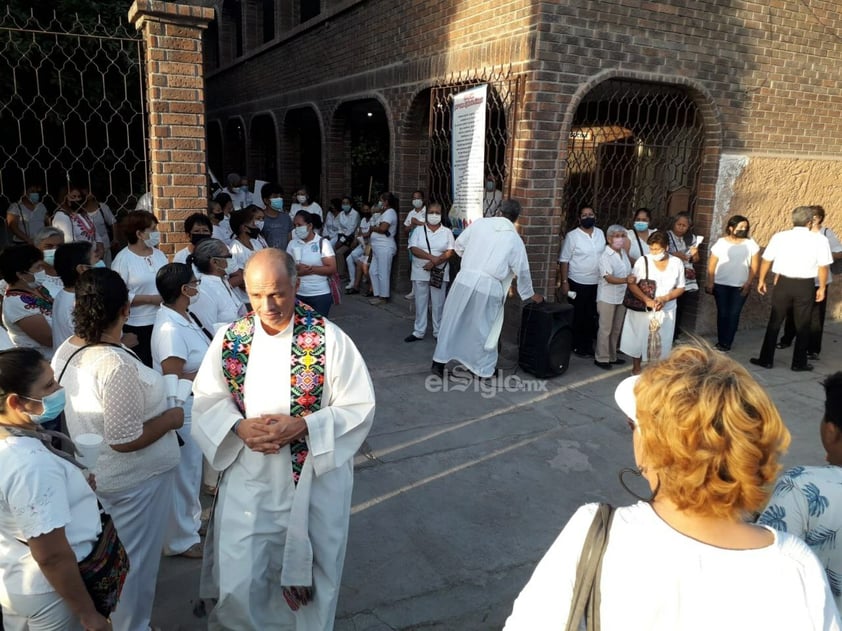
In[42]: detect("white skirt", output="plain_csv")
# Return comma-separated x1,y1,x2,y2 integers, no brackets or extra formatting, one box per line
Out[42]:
619,308,676,361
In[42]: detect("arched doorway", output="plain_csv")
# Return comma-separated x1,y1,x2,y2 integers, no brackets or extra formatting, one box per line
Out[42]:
281,106,322,203
224,117,246,177
331,98,389,204
250,113,278,181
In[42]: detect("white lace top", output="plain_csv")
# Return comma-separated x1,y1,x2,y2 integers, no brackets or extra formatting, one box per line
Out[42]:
51,341,180,493
0,436,100,597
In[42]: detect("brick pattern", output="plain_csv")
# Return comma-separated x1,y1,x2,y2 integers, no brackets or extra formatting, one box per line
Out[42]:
129,0,214,255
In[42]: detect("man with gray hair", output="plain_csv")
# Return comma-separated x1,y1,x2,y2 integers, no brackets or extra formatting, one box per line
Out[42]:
751,205,833,372
432,199,543,378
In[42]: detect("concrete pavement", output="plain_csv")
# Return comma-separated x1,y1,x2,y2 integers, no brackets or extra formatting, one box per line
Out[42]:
152,294,842,630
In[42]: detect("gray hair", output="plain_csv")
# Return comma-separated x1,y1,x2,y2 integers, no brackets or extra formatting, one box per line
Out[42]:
189,238,229,274
34,226,65,247
499,199,521,222
791,206,814,227
606,224,627,237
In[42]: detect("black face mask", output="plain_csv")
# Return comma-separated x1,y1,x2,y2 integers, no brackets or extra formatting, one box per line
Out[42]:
247,226,260,239
580,217,596,229
190,233,211,246
733,229,748,239
212,212,224,222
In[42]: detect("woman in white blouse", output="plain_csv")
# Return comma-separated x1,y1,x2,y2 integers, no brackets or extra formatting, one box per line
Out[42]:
368,192,399,305
82,190,116,267
405,203,455,342
0,348,111,631
6,184,48,245
0,244,54,360
345,203,373,295
619,231,685,375
52,268,183,631
152,264,211,559
34,227,67,298
505,345,840,631
52,241,98,351
626,207,656,263
51,185,100,257
187,238,246,334
111,210,168,367
289,185,323,221
227,207,267,306
286,210,337,316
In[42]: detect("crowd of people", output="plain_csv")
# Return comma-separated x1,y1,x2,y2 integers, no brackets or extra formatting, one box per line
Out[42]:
0,173,841,630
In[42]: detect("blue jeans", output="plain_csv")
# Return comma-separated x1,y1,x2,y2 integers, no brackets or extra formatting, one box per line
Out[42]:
713,284,748,349
297,292,333,317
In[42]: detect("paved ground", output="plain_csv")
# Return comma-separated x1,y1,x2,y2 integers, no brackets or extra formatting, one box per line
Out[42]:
153,294,842,630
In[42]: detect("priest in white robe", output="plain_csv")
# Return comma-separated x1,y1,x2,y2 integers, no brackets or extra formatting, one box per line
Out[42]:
433,200,543,378
192,248,375,630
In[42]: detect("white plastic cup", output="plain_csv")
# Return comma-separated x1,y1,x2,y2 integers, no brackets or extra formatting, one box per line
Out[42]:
176,379,193,404
163,374,179,400
292,247,302,264
75,433,104,469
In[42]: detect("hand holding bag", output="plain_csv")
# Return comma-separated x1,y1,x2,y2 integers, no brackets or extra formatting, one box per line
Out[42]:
424,226,447,289
622,256,657,312
565,503,615,631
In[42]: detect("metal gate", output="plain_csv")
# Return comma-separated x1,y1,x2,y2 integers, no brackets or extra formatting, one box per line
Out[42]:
428,67,522,214
0,6,148,218
562,79,704,232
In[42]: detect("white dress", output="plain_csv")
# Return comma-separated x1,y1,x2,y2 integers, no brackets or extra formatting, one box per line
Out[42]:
505,501,841,631
192,314,375,630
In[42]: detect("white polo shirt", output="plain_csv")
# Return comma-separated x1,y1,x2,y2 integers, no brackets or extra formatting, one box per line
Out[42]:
408,224,456,282
190,273,245,333
762,227,833,279
558,227,606,285
597,246,632,304
151,305,211,374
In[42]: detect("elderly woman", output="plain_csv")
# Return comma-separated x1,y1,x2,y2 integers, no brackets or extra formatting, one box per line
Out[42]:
187,238,246,334
666,211,700,339
405,203,455,342
152,264,211,559
626,207,656,263
111,210,168,367
594,224,633,369
0,349,112,631
0,245,53,359
286,210,337,316
33,227,66,297
705,215,760,351
557,205,606,358
52,268,183,631
505,344,840,630
619,231,685,375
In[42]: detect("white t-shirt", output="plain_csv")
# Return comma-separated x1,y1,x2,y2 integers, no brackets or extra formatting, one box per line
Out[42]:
408,225,455,282
229,239,266,304
173,247,190,264
190,273,245,334
111,247,168,326
505,501,841,631
632,254,685,312
0,436,100,597
628,229,656,263
338,209,360,236
151,305,210,374
597,246,632,304
762,227,833,279
404,207,427,228
286,237,335,296
558,227,607,285
1,290,53,359
51,341,180,493
6,201,48,243
289,202,323,222
51,288,75,351
370,208,398,251
710,237,761,288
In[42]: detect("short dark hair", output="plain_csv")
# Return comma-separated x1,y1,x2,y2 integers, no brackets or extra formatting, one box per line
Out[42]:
380,192,399,212
500,199,521,222
54,242,94,287
229,208,254,237
0,348,46,411
0,244,43,284
185,213,212,234
156,263,194,305
261,182,283,200
647,231,670,249
633,207,652,221
73,268,129,342
823,372,842,430
215,193,232,209
123,210,158,245
725,215,750,236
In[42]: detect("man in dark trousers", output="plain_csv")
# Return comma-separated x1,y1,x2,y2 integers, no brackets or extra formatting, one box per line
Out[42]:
751,205,833,372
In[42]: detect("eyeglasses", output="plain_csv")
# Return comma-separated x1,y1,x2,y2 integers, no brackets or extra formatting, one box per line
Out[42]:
186,279,202,288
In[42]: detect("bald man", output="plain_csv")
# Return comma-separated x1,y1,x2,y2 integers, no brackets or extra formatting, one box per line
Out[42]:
192,248,375,630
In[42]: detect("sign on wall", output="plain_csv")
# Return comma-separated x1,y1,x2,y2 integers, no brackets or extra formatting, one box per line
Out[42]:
450,84,487,230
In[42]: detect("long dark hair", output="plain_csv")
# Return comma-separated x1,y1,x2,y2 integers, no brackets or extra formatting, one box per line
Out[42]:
0,348,45,413
73,268,129,342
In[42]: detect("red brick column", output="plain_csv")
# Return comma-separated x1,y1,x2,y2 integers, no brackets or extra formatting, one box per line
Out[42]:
129,0,214,257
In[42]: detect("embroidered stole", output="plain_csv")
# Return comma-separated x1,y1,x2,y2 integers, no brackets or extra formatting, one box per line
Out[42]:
221,302,326,484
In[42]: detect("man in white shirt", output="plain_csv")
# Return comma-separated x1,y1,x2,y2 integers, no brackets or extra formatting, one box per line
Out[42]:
557,206,606,358
751,205,833,372
432,200,543,378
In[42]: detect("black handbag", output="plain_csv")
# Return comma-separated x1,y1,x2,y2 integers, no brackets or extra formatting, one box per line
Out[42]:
78,509,130,616
423,226,447,289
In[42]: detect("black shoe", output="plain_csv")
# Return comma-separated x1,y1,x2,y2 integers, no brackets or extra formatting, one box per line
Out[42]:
807,352,820,361
611,358,626,365
404,334,422,343
715,343,731,352
749,358,773,369
431,361,445,377
791,364,814,372
593,360,613,370
345,288,359,295
573,349,594,358
776,340,791,349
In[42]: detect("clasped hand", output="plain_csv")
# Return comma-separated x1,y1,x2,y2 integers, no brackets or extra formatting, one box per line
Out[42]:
237,415,308,454
422,256,441,270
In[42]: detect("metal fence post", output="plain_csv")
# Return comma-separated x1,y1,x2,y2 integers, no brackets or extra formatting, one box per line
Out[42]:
129,0,214,256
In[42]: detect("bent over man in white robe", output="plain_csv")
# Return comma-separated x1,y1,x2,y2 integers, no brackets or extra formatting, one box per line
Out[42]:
433,200,543,377
192,248,375,630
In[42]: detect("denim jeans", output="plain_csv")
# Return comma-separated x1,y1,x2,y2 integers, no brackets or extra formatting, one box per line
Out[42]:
713,284,748,349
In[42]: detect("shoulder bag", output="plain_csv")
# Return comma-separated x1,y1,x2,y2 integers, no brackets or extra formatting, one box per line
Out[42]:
565,503,615,631
622,256,657,312
423,226,447,289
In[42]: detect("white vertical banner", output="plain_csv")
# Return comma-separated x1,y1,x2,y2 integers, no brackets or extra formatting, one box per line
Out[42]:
450,84,487,231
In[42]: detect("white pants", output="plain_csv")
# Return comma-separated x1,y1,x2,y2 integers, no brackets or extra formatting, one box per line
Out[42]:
412,279,448,338
369,245,395,298
346,245,365,286
163,400,202,555
1,591,81,631
98,468,175,631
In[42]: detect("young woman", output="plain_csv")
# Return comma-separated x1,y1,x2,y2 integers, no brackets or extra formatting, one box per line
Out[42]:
626,207,656,264
228,207,266,306
51,185,99,254
286,211,337,316
368,192,399,305
0,245,54,359
289,186,323,221
346,203,373,295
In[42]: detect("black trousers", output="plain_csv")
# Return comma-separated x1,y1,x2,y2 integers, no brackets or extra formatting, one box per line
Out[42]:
568,279,598,355
780,289,826,355
758,277,815,368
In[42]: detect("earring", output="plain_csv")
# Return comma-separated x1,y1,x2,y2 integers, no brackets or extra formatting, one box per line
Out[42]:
619,467,660,503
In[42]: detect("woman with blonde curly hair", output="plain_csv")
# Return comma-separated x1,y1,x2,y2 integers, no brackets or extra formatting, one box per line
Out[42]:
505,344,841,630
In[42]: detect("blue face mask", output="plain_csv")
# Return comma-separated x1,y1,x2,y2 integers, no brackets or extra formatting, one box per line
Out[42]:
23,389,66,424
634,221,649,232
240,185,249,194
28,192,40,204
93,260,107,269
341,204,351,212
270,198,284,211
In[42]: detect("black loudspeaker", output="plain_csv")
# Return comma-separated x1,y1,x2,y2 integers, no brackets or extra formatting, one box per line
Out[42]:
518,301,574,378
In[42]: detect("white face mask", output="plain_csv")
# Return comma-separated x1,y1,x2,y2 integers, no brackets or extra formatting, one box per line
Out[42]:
254,220,265,231
144,231,161,247
33,270,48,286
186,289,200,305
650,251,666,261
427,214,442,226
294,225,309,240
412,199,424,209
297,195,307,204
42,249,56,267
225,257,238,275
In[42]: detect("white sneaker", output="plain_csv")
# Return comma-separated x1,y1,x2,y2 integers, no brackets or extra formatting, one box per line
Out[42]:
345,283,353,290
404,291,414,300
